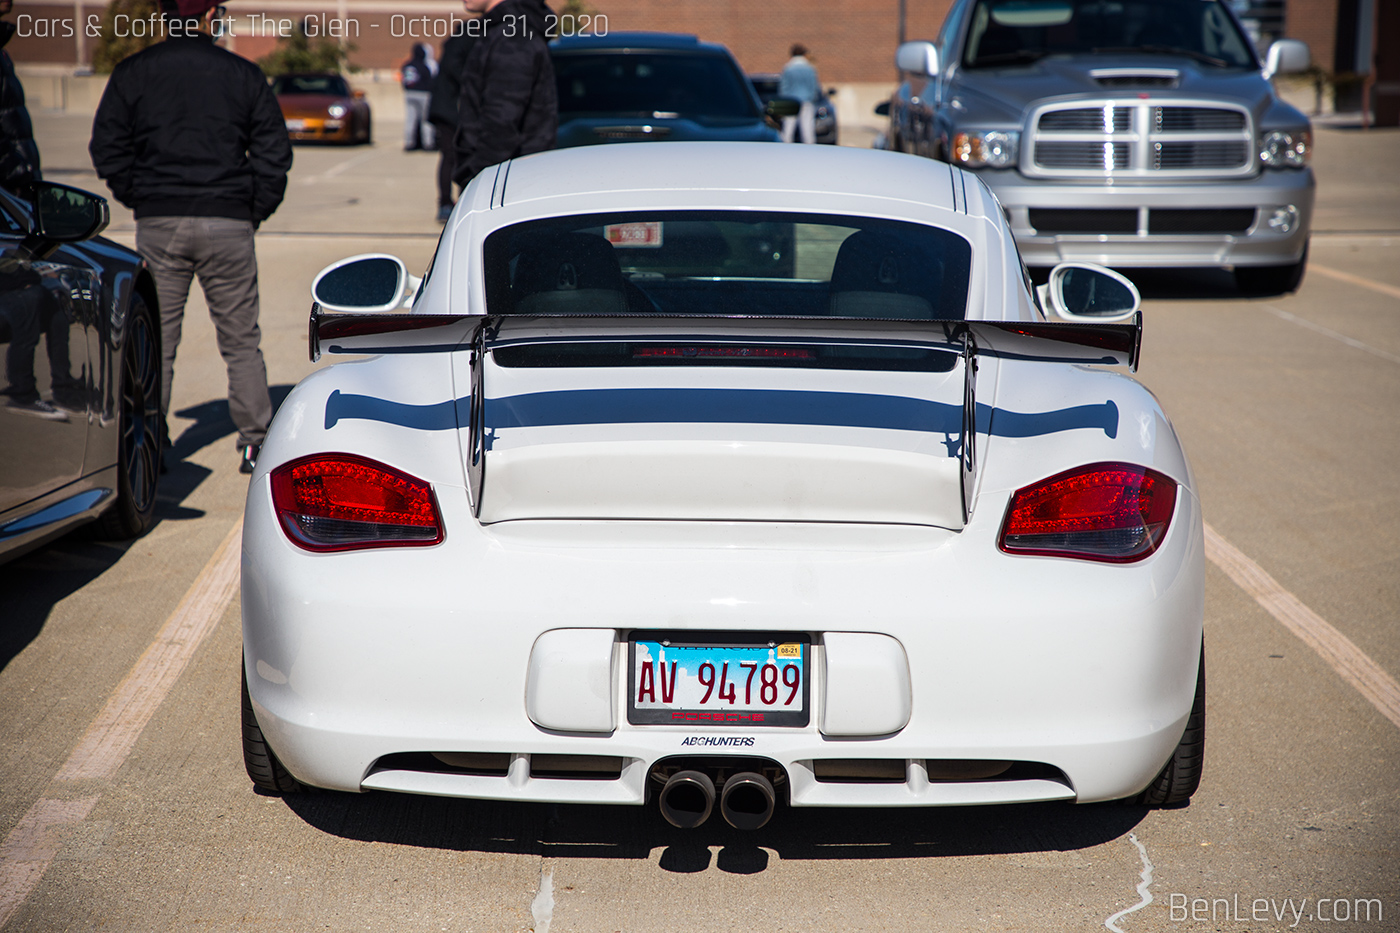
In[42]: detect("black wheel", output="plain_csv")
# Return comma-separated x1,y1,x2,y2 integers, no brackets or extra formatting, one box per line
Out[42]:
93,292,160,540
1234,242,1308,295
1134,643,1205,807
241,663,304,794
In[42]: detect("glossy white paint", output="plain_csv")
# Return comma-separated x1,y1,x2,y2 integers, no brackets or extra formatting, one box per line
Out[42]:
526,629,617,734
244,142,1204,810
819,634,912,737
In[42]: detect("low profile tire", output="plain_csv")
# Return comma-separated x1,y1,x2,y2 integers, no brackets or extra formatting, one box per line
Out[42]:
93,292,160,540
1134,643,1205,807
241,664,304,794
1234,242,1308,295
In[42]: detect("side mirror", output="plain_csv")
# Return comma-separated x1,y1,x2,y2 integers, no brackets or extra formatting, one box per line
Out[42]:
31,182,109,241
1040,263,1140,323
895,41,939,77
353,88,366,99
311,253,421,313
1263,39,1310,79
874,100,891,117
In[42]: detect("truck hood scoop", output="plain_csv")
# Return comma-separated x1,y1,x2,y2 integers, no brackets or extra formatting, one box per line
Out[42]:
1089,67,1180,89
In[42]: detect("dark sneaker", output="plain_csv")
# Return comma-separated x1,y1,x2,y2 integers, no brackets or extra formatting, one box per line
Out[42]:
5,397,69,421
436,204,453,223
239,444,260,474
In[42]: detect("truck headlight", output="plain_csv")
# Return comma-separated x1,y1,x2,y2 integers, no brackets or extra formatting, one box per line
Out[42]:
950,130,1020,169
1259,130,1310,168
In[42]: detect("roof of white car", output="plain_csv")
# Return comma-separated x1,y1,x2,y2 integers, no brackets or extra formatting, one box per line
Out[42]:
498,142,965,213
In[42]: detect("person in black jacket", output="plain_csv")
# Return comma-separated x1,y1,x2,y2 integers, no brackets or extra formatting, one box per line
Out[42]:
428,28,478,221
453,0,556,189
90,0,292,473
0,0,41,191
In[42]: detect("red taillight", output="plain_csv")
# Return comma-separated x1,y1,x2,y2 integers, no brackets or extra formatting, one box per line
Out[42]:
998,462,1177,563
269,454,444,552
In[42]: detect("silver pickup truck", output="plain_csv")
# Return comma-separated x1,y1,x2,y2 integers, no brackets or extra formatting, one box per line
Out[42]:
884,0,1314,293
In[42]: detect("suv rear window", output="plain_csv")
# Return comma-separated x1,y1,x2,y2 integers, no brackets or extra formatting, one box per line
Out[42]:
553,52,759,119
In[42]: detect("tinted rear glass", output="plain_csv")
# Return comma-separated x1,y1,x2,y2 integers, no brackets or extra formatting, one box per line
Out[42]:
484,211,972,321
553,52,759,118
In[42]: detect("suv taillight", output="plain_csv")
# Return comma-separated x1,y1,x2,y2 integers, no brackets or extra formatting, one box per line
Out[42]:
998,462,1176,563
270,454,444,552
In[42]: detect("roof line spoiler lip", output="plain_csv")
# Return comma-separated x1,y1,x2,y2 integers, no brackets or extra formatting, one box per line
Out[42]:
309,308,1142,372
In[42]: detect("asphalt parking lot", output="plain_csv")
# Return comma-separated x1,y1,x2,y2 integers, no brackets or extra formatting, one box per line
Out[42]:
1,112,1397,932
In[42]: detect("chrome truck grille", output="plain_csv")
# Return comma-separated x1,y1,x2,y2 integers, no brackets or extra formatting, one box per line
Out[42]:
1024,101,1254,178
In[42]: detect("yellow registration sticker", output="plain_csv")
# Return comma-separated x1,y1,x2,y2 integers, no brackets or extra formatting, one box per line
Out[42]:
776,643,801,659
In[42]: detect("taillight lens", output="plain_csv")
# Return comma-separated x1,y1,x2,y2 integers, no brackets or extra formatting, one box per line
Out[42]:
998,462,1177,563
270,454,444,552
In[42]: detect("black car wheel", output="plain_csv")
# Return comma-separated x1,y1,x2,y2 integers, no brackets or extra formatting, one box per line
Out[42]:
241,662,305,794
1133,642,1205,807
94,292,161,539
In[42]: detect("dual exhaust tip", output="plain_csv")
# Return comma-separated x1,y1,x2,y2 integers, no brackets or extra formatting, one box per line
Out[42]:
659,769,776,831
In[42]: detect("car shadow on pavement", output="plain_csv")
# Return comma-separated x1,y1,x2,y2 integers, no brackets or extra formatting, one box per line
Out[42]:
281,792,1150,872
0,385,295,669
1117,267,1243,301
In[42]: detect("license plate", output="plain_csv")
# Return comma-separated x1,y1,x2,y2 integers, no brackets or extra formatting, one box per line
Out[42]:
628,632,809,727
285,119,306,131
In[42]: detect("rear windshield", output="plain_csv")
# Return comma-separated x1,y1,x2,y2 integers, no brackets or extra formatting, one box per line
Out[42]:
483,211,972,321
272,75,351,96
553,52,759,118
962,0,1257,69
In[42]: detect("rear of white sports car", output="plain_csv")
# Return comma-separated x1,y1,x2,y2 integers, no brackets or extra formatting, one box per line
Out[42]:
241,144,1204,828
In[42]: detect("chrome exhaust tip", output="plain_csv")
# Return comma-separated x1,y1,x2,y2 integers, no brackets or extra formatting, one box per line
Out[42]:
719,771,775,830
659,769,716,829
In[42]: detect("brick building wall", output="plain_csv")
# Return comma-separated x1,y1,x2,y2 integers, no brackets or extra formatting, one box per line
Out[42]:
6,0,954,79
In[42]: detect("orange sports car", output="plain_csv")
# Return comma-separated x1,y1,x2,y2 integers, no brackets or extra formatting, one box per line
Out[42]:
272,73,372,145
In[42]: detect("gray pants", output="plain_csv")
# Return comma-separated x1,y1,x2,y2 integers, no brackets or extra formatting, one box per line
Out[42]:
782,100,817,144
136,215,272,449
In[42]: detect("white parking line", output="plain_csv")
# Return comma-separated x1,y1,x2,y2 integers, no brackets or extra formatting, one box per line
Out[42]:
1205,523,1400,731
0,520,243,928
1308,263,1400,302
1264,305,1400,365
1104,832,1155,932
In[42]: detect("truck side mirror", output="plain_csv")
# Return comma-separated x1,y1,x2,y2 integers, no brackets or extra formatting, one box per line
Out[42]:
1263,39,1309,79
895,41,939,77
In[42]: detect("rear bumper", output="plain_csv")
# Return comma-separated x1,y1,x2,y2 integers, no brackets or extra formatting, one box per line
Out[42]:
981,168,1314,268
242,479,1205,808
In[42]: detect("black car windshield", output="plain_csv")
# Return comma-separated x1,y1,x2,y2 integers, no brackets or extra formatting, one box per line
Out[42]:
272,75,351,96
553,53,759,118
962,0,1257,69
483,211,972,321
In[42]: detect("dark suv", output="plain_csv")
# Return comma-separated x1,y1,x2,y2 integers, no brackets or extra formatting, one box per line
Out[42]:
551,33,780,147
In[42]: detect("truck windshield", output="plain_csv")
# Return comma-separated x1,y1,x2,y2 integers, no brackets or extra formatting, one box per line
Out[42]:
962,0,1257,70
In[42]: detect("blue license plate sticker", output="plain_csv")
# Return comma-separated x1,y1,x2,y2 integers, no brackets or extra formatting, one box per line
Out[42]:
628,635,809,727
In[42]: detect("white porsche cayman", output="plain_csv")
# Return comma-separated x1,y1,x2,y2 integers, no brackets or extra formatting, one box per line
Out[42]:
241,142,1204,830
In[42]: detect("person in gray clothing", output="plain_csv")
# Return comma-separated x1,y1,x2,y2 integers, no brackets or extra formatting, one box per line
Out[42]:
90,0,292,473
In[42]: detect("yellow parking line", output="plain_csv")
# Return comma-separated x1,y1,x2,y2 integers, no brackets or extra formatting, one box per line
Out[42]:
1205,523,1400,731
0,520,243,928
1309,263,1400,301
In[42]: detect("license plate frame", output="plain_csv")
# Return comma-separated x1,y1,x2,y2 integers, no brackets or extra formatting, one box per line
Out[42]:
284,119,307,131
627,631,810,727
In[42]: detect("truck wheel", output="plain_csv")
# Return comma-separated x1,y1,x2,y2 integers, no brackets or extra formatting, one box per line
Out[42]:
242,663,304,794
1134,643,1205,807
1234,242,1308,295
93,292,160,540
